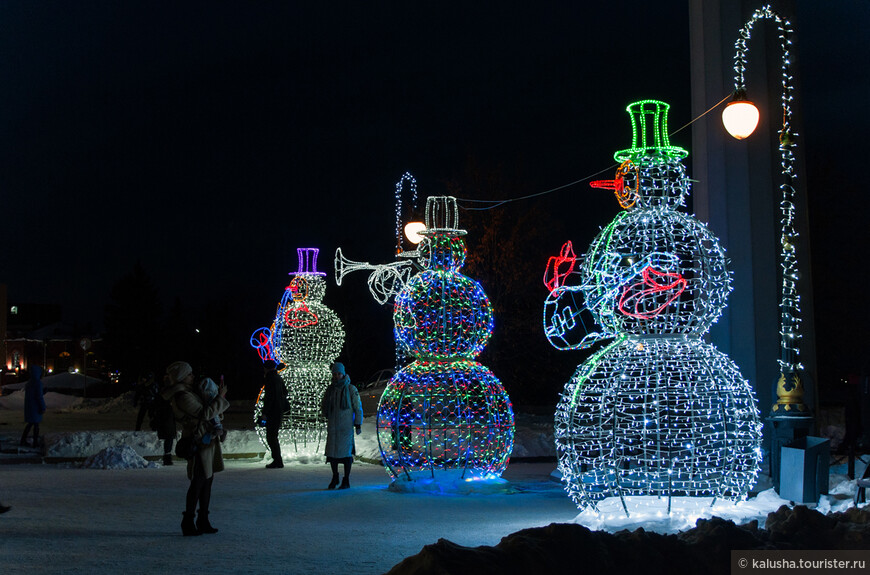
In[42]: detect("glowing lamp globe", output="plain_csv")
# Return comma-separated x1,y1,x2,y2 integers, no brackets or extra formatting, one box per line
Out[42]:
722,100,760,140
404,221,426,244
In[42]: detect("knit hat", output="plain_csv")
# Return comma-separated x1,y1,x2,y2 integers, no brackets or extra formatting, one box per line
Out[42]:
330,362,345,376
166,361,193,384
199,377,219,400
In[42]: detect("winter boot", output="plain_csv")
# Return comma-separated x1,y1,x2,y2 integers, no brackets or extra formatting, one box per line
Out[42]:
163,454,173,466
181,512,201,536
339,476,350,489
327,473,340,490
197,511,218,535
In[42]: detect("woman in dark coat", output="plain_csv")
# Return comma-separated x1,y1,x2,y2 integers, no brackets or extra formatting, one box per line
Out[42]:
153,377,178,466
20,365,47,447
261,360,287,469
321,362,363,489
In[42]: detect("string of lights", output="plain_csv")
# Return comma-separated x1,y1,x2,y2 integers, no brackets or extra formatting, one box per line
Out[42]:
732,5,801,374
394,171,418,254
455,94,732,211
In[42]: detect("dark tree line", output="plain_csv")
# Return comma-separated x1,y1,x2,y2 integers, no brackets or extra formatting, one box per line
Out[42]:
445,162,591,407
102,261,260,398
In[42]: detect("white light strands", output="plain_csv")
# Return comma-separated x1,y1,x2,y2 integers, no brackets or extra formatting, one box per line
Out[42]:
334,247,414,305
251,247,345,454
544,100,762,516
395,171,419,254
378,196,514,482
728,6,806,413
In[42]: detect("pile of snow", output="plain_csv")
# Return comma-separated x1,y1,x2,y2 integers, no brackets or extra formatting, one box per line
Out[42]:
569,459,868,534
59,391,137,414
81,445,159,469
2,372,104,392
511,428,556,458
386,505,870,575
44,429,266,459
510,413,557,458
574,489,796,533
0,390,84,411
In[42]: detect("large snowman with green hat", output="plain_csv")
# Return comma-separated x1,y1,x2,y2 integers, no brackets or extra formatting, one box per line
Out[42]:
543,100,762,516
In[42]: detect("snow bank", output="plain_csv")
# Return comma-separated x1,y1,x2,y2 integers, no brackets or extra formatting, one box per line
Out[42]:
386,505,870,575
44,429,266,459
0,390,84,411
259,414,552,465
572,489,796,534
58,391,137,414
81,445,159,469
352,415,557,462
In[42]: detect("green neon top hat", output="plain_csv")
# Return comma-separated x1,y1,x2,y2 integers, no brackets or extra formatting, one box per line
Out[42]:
614,99,688,162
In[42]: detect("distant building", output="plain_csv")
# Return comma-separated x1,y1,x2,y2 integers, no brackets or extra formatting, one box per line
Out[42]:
1,296,106,387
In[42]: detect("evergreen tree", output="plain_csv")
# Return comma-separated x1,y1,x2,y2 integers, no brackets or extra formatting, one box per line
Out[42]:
103,261,163,385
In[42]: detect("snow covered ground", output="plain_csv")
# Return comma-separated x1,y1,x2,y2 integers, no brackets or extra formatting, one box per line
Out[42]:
0,390,867,574
0,458,578,575
0,451,866,575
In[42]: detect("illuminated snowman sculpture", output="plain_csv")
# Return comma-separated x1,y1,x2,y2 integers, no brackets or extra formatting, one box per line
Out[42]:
251,247,345,454
336,195,514,482
382,196,514,482
543,100,762,516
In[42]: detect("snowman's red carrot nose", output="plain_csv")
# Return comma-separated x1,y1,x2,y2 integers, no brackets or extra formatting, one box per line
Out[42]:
589,177,624,194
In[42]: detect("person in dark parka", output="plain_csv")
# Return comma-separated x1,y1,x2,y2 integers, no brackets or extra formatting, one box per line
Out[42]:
153,376,178,466
261,360,286,469
20,365,47,447
321,362,362,489
133,372,158,431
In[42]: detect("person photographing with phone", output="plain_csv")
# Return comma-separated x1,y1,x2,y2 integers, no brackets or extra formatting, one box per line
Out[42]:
163,361,230,536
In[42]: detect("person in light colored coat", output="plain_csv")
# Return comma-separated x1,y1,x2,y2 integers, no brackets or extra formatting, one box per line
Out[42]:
321,362,362,489
163,361,230,536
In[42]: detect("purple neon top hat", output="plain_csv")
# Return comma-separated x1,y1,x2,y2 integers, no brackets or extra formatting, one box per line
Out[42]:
293,247,326,276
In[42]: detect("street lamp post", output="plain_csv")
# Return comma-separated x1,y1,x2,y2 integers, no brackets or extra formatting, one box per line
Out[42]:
721,4,813,491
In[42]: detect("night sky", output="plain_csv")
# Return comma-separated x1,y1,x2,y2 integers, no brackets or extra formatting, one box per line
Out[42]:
0,3,867,388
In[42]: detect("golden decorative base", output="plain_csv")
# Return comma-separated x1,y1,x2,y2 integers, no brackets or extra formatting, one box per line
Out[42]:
771,371,808,413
